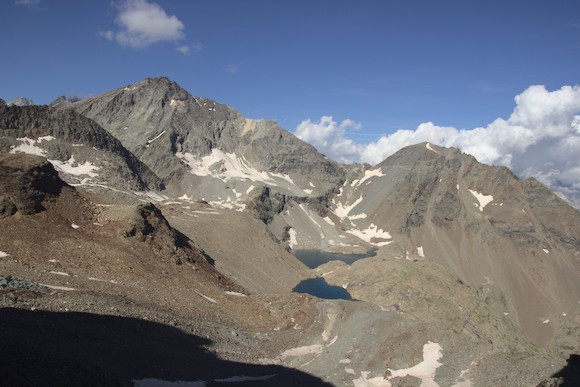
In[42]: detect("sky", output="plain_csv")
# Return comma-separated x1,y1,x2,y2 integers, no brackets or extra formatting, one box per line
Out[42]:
1,0,580,205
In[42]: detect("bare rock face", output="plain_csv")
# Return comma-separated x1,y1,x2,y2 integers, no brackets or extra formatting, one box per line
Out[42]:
0,105,162,191
0,153,64,217
70,77,345,202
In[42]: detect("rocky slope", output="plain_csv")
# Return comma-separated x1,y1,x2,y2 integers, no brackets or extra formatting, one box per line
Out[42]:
2,78,579,385
70,77,345,209
0,104,162,191
284,142,579,353
0,153,569,387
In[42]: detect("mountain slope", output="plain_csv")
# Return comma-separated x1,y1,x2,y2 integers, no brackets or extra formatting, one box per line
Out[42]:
309,142,580,352
0,105,162,191
2,77,579,385
70,77,345,208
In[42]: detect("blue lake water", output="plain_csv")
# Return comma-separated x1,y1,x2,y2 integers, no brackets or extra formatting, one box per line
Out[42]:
292,278,351,300
292,249,377,269
291,249,376,300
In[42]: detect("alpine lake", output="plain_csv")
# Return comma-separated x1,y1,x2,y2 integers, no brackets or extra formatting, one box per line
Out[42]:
291,250,377,300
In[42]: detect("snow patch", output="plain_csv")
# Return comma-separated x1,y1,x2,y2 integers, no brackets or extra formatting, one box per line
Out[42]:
49,271,70,276
71,223,80,229
468,189,493,211
224,291,247,297
177,149,295,187
40,284,76,291
280,344,325,359
426,142,440,154
288,228,298,249
334,195,363,219
146,130,166,145
417,246,425,258
49,156,99,178
346,224,392,247
542,249,549,254
135,191,169,202
348,213,367,220
0,251,9,258
351,168,385,188
353,341,443,387
322,217,334,226
10,137,48,156
196,291,218,304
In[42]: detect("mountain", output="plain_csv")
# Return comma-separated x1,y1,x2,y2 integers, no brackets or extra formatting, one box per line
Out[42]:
1,77,579,385
0,104,162,192
49,95,82,108
7,96,35,106
0,152,564,387
70,77,345,210
68,76,579,353
283,142,580,352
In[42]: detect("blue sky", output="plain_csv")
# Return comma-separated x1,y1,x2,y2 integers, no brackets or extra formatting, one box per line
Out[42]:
1,0,580,205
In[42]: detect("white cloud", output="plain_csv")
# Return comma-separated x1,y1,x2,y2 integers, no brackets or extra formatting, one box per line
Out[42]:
101,0,185,48
295,85,580,207
176,42,202,55
295,116,363,163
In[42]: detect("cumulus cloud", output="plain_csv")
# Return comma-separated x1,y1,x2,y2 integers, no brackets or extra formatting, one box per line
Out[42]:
100,0,185,48
295,85,580,207
295,116,363,163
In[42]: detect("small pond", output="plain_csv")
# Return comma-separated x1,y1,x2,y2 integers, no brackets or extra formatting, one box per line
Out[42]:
292,277,351,300
292,249,377,269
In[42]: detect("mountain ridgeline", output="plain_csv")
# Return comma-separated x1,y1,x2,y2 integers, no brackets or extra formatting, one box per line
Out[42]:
1,76,579,386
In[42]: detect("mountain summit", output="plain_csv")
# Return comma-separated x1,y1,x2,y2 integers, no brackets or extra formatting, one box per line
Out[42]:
70,77,345,208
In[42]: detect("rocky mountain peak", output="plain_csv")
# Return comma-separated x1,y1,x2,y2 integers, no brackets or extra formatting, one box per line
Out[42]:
7,97,35,106
70,76,346,202
49,95,82,108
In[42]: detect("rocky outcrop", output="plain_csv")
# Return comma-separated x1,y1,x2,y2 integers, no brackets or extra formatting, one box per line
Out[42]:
0,105,163,191
0,153,65,217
